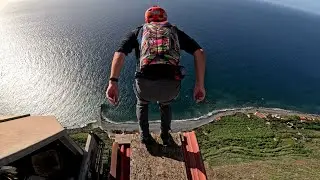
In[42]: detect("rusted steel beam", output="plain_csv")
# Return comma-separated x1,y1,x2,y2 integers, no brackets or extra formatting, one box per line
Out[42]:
120,145,126,180
123,144,130,180
181,133,192,180
109,144,130,180
190,131,207,180
109,142,119,180
182,132,207,180
186,132,199,180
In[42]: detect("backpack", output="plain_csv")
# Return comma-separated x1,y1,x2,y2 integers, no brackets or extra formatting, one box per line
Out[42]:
137,22,181,71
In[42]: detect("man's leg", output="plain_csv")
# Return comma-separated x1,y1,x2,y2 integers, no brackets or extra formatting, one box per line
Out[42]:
134,79,156,144
134,78,180,145
159,102,172,135
136,99,156,144
159,101,175,146
136,99,150,137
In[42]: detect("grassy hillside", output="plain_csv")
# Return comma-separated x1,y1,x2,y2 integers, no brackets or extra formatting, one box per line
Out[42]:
195,113,320,179
68,113,320,179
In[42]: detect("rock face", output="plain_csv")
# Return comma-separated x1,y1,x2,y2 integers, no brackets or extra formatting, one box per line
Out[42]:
130,133,187,180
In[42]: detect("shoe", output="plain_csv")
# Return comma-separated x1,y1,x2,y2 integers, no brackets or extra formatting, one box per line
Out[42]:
140,133,156,145
160,132,174,146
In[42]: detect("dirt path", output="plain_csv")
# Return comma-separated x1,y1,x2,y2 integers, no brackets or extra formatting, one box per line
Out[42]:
130,133,187,180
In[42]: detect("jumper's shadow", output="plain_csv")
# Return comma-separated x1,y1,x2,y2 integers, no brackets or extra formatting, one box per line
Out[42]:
145,136,184,162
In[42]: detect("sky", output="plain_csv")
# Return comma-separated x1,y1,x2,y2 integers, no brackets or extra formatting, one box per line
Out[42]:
1,0,320,15
258,0,320,15
0,0,8,10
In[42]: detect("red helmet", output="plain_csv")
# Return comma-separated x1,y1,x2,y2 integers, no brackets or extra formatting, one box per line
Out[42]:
145,6,167,23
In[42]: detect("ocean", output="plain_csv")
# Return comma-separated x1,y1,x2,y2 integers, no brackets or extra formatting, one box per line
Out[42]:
1,0,320,127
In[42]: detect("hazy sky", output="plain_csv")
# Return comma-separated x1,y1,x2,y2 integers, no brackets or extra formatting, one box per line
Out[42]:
258,0,320,15
1,0,320,15
0,0,8,10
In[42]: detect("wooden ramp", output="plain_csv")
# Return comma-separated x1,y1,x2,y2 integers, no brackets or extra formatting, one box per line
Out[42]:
109,132,207,180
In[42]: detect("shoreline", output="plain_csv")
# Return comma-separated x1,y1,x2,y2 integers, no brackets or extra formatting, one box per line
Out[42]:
88,107,320,133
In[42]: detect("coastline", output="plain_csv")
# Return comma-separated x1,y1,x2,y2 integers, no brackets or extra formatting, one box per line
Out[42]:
88,107,320,133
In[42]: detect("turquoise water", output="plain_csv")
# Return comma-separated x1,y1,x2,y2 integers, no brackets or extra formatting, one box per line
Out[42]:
1,0,320,127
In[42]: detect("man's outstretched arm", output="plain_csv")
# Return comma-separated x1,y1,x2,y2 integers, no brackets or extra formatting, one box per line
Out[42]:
106,28,139,105
106,52,125,105
109,52,126,79
176,27,206,102
194,49,206,87
193,49,206,102
109,27,140,79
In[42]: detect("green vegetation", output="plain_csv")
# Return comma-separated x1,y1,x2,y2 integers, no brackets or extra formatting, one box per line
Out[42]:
69,132,88,148
195,113,320,179
284,115,301,121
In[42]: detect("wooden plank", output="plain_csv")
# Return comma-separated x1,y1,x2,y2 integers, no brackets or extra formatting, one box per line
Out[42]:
0,116,64,166
130,133,187,180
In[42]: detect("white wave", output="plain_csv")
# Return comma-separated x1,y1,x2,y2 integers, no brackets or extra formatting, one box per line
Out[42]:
101,107,257,124
79,106,319,128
